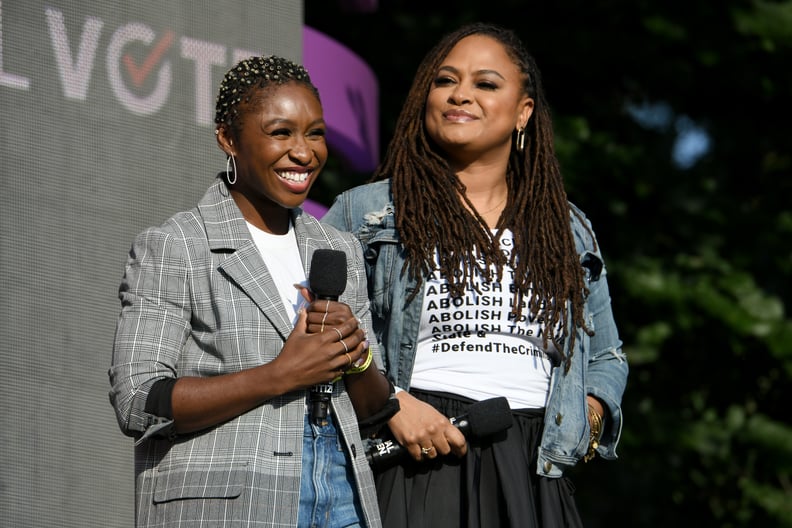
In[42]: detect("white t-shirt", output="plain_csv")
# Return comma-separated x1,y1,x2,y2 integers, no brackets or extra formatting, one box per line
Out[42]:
411,229,558,409
247,221,307,324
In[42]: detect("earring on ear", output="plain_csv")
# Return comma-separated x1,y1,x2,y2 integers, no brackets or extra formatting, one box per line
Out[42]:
515,127,526,152
226,154,237,185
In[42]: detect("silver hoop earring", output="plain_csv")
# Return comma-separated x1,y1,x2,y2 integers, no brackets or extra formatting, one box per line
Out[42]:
516,128,526,152
226,154,237,185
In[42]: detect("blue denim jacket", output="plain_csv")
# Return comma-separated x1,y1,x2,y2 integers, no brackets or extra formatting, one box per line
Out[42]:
323,180,628,478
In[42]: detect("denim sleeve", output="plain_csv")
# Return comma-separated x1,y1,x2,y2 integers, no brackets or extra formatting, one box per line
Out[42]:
584,262,628,457
322,192,353,232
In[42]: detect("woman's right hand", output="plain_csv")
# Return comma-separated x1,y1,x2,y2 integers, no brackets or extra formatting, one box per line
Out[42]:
273,307,367,390
387,391,468,461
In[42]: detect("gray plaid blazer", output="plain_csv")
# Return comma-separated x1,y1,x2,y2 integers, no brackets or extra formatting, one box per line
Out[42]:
109,177,383,527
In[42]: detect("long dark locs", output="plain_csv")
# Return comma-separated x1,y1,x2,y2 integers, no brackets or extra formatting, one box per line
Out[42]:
371,23,594,368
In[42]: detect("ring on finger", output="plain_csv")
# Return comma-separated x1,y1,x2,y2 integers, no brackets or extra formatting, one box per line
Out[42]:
339,339,349,353
344,352,353,367
332,327,343,340
420,446,434,456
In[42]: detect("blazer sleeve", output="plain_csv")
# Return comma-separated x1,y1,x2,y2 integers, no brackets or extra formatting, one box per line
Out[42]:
108,226,192,440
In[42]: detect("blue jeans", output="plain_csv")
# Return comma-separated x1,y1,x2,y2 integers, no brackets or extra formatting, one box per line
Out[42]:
297,411,364,528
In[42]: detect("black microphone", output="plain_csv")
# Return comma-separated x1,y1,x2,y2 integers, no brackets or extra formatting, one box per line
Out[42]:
365,396,513,471
309,249,347,301
307,249,347,426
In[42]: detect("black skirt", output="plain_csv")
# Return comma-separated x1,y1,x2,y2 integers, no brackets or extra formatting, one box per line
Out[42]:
374,390,584,528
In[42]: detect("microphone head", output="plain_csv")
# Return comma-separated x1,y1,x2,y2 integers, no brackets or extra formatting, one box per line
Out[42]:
309,249,347,299
465,397,513,438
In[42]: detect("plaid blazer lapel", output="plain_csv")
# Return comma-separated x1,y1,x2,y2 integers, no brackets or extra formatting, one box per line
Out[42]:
199,178,293,340
292,208,341,279
220,243,294,340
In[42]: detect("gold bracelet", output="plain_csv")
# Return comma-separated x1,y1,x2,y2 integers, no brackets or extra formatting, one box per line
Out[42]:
345,347,373,375
583,404,603,463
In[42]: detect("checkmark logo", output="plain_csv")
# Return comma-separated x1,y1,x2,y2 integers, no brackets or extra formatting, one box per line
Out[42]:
122,30,175,88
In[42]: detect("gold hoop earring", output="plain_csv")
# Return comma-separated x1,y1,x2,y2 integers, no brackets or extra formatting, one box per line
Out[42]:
516,127,526,152
226,154,237,185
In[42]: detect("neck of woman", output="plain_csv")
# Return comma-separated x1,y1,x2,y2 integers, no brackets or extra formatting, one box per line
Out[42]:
455,166,509,228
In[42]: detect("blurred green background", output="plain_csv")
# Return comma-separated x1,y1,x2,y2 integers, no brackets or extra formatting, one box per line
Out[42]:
305,1,792,526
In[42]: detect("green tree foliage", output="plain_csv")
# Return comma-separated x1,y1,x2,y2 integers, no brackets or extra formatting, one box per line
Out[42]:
306,1,792,525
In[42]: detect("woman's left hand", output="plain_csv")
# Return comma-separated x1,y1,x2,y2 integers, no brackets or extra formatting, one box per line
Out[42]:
295,284,361,334
586,395,605,424
304,299,358,333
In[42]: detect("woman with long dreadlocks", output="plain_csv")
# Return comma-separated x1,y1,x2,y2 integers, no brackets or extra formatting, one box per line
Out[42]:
322,23,628,527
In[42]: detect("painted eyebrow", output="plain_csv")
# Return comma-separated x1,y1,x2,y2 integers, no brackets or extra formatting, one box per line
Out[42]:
437,65,506,81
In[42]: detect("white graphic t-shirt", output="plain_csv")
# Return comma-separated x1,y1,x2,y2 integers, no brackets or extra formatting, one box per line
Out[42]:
411,229,558,409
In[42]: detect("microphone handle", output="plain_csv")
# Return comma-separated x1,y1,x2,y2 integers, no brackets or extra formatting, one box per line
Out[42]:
310,383,333,426
308,293,339,426
366,415,472,470
449,415,472,435
314,295,339,301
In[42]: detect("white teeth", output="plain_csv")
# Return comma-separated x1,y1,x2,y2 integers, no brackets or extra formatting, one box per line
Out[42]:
278,171,308,183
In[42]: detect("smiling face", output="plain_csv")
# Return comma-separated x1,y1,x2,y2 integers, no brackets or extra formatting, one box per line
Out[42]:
424,34,534,168
217,82,327,232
